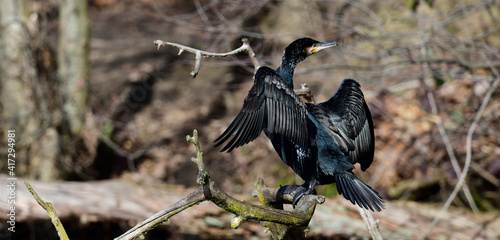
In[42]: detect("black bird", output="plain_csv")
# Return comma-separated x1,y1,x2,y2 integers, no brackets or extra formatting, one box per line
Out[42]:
214,38,384,211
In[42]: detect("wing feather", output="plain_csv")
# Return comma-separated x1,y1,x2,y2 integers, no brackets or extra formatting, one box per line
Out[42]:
314,79,375,171
214,67,309,152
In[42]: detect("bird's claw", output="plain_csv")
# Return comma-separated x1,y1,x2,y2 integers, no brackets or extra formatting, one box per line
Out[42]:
292,191,305,207
278,184,316,208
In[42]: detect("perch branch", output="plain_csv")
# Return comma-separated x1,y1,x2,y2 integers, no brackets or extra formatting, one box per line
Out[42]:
154,38,260,78
252,178,325,239
116,130,323,240
295,83,316,104
25,181,69,240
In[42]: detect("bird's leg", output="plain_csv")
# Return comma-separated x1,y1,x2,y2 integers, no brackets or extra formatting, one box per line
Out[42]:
278,179,317,207
292,179,317,207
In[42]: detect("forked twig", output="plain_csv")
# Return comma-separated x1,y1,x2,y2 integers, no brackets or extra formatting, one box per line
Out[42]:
154,38,260,77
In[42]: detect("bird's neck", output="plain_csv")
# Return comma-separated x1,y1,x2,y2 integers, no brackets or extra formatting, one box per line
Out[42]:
275,59,298,88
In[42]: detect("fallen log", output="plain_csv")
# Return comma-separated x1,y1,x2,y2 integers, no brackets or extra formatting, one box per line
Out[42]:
1,174,498,239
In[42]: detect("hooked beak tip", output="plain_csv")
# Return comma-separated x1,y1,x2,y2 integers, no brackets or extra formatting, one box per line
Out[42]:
311,41,339,54
318,41,339,49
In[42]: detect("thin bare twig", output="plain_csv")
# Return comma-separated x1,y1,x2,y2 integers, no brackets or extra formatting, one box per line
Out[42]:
149,0,269,39
470,162,500,187
426,91,478,212
100,135,169,172
421,0,500,234
424,49,500,237
358,206,383,240
154,38,260,78
115,187,206,240
417,12,477,213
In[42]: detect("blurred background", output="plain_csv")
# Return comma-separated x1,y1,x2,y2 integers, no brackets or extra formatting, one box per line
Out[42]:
1,0,499,239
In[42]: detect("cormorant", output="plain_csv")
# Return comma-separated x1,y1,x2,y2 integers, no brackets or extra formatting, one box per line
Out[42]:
214,38,384,211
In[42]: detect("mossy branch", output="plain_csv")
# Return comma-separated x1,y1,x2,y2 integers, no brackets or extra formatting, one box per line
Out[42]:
115,130,324,240
25,181,69,240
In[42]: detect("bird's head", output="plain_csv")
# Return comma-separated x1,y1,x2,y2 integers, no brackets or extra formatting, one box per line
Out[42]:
282,38,339,64
276,38,339,86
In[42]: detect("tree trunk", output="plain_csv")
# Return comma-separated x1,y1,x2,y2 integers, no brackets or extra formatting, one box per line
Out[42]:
58,0,89,136
0,0,54,180
0,0,34,128
0,0,91,181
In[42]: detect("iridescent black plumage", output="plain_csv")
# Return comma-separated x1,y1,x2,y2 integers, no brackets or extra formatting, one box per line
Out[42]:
214,38,384,211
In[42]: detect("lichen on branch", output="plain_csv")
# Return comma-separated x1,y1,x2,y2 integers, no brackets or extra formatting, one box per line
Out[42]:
115,129,324,240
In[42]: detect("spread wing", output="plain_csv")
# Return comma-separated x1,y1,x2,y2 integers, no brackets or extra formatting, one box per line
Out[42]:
312,79,374,171
214,66,309,152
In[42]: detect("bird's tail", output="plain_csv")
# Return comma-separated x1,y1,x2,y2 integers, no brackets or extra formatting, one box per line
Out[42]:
335,172,385,212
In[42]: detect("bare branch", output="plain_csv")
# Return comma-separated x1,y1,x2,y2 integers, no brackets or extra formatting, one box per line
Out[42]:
423,48,500,237
358,206,383,240
154,38,260,78
99,135,169,172
186,129,209,185
416,9,477,221
115,187,206,240
426,90,478,212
